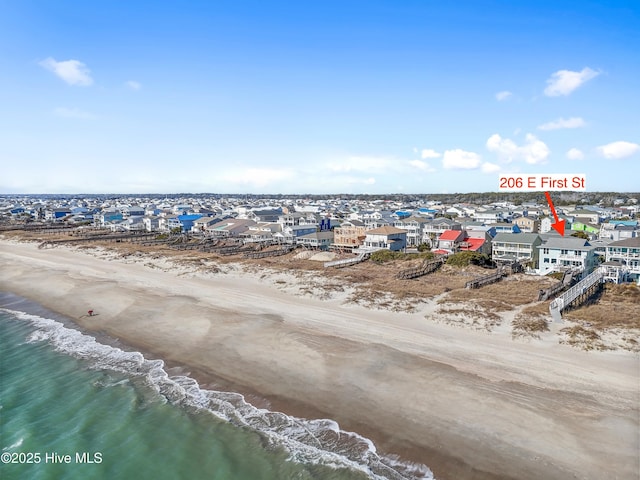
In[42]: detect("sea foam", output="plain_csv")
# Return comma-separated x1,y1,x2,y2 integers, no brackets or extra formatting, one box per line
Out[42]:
1,308,434,480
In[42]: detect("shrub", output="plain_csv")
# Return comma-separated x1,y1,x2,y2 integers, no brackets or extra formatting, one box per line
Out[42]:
369,250,434,263
446,251,493,267
370,250,406,263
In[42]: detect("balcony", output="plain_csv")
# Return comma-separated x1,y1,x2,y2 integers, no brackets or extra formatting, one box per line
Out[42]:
558,254,586,262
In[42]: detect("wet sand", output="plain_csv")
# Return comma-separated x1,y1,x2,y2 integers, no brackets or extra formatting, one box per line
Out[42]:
1,240,638,480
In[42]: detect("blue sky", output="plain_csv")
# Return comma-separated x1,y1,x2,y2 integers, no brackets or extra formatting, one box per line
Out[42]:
1,0,638,194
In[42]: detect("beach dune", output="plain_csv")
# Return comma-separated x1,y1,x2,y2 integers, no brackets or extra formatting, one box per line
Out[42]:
1,240,638,480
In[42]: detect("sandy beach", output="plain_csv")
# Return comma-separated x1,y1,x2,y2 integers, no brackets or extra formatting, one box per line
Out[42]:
1,239,638,480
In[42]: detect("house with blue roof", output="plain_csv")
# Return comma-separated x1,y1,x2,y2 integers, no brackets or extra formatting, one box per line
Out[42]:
177,214,203,232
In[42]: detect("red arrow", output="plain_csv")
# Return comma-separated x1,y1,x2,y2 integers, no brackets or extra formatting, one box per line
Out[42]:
544,191,566,236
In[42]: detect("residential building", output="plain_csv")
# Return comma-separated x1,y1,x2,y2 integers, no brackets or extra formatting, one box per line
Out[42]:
493,222,521,234
491,233,542,267
540,215,573,233
436,230,467,253
569,209,601,224
513,216,540,233
206,218,257,238
422,218,462,246
297,231,334,250
394,215,430,247
599,220,639,241
143,215,161,232
332,220,367,250
361,226,408,252
571,220,600,237
605,237,640,283
537,237,599,276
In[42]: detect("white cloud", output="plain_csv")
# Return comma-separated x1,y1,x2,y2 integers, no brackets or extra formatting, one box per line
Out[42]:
442,149,482,170
596,141,640,159
421,148,441,159
566,148,585,160
543,67,599,97
481,162,501,173
53,107,96,119
126,80,141,90
486,133,549,165
537,117,586,131
408,160,436,172
39,57,93,86
495,90,512,101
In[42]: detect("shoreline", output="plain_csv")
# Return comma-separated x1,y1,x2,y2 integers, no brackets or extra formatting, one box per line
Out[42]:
1,239,638,480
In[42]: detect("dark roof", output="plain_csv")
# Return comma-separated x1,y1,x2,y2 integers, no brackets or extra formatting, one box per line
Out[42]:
493,233,541,244
608,238,640,248
539,237,594,250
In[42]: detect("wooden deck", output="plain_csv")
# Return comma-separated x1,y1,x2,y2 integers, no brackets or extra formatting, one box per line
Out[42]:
396,256,445,280
549,269,604,322
537,268,579,301
324,252,370,268
464,269,506,289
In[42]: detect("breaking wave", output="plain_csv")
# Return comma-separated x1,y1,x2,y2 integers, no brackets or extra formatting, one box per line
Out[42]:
1,308,434,480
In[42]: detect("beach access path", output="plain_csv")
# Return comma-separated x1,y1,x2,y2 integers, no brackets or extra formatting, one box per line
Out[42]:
1,239,638,480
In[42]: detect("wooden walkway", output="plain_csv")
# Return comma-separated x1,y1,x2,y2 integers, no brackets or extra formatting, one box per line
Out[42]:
549,268,604,322
38,232,156,248
396,257,445,280
537,268,579,301
465,269,506,289
244,246,294,259
324,252,370,268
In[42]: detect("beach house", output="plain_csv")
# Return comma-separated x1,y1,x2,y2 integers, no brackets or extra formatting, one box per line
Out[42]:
605,237,640,283
361,226,408,252
513,216,540,233
393,215,430,247
332,220,367,250
537,237,599,276
541,215,573,233
436,230,467,253
491,232,542,267
422,218,462,247
297,231,334,250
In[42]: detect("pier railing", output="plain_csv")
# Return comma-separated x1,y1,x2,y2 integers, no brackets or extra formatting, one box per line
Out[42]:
537,268,581,301
324,252,370,268
549,269,604,322
396,256,445,280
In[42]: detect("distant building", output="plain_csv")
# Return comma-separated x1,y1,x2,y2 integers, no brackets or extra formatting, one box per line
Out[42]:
513,216,540,233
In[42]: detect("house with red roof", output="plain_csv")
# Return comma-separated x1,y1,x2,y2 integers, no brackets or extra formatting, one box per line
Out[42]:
437,230,466,252
436,229,488,254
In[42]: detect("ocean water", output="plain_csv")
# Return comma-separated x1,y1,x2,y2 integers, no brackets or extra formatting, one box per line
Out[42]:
0,296,433,480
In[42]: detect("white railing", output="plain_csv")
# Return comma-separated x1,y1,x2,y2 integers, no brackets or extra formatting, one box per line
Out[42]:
324,252,370,268
549,269,604,322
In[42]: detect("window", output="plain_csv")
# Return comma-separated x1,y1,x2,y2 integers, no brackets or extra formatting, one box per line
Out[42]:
543,248,549,254
551,258,557,264
544,258,549,263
